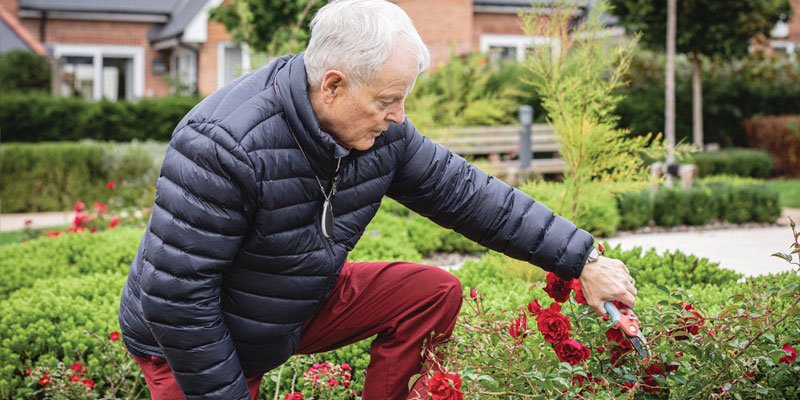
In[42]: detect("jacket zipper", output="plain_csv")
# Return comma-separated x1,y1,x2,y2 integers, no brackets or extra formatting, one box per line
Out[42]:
315,157,343,311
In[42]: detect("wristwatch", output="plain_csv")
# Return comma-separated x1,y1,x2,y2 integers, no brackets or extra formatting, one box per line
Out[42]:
586,247,600,264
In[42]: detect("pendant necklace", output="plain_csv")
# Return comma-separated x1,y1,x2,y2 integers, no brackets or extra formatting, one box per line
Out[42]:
285,124,342,239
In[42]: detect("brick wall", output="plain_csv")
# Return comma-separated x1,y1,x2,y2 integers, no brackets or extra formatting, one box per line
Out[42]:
20,18,172,96
0,0,18,15
789,0,800,42
197,17,232,96
395,0,473,65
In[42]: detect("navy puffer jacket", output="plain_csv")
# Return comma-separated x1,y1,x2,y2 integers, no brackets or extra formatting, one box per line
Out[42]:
118,53,594,399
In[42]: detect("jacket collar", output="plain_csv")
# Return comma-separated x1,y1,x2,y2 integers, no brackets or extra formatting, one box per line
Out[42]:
273,52,350,178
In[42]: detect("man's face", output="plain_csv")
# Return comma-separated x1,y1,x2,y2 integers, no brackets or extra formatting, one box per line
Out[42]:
316,46,419,151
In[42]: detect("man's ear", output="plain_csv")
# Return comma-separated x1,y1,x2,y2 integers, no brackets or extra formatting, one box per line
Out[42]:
319,70,347,104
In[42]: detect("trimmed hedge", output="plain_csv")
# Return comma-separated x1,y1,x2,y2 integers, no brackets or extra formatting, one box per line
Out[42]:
0,272,128,399
0,141,163,212
690,149,774,178
0,93,198,142
0,227,142,298
619,178,782,231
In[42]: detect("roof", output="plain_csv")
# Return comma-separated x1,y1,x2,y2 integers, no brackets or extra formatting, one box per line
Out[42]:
0,3,47,55
474,0,618,26
20,0,178,15
148,0,208,42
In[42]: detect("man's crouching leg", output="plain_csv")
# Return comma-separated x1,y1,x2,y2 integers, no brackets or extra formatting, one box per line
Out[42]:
295,261,463,400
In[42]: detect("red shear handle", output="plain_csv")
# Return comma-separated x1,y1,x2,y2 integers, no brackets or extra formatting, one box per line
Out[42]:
613,307,641,338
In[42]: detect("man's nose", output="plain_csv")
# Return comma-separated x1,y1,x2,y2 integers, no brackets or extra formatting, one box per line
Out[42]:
385,102,405,124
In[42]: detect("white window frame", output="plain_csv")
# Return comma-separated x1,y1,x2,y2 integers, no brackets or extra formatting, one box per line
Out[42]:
479,34,557,63
52,44,145,100
217,42,251,89
771,40,798,55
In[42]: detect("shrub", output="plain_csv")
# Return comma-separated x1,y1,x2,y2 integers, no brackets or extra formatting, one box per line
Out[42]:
690,148,774,178
744,115,800,177
0,141,162,212
0,50,50,93
647,178,781,227
0,227,142,298
653,187,686,227
603,243,743,288
616,189,654,231
0,93,199,142
520,181,621,238
0,273,132,399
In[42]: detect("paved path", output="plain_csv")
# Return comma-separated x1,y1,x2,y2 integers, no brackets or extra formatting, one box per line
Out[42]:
0,211,75,232
605,226,797,277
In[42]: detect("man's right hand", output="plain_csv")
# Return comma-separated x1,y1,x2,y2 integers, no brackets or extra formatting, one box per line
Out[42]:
578,256,638,316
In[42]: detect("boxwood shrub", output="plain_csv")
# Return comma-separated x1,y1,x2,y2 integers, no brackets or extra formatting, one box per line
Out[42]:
690,149,774,178
0,141,163,213
0,272,127,399
0,227,142,298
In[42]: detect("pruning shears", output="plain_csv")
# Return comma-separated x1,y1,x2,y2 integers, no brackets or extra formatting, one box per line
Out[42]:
604,301,652,360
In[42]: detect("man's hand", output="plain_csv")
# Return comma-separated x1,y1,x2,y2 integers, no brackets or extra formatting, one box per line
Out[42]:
578,256,637,316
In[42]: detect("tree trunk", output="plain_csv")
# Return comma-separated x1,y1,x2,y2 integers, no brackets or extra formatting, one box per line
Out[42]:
690,55,704,149
665,0,676,166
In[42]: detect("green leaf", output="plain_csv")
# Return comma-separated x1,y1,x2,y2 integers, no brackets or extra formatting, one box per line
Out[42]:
771,252,792,262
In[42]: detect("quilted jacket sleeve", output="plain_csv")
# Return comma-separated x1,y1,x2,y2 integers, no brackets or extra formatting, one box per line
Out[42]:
139,122,257,399
388,121,594,280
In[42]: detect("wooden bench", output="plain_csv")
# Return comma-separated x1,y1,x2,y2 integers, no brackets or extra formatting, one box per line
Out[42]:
429,124,567,178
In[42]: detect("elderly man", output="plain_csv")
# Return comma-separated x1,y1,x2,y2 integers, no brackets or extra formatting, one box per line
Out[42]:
118,0,637,399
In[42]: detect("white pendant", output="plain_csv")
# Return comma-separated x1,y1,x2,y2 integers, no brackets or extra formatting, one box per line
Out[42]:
321,199,334,238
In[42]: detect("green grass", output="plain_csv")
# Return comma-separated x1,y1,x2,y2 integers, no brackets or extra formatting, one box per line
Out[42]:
0,225,67,247
766,178,800,208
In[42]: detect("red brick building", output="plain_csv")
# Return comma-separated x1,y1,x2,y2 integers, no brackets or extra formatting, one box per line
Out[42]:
0,0,797,99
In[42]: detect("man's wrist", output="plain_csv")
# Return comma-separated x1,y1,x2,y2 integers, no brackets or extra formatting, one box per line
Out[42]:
585,247,600,264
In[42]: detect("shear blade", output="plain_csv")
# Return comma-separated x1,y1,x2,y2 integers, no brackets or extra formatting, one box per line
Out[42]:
628,337,647,359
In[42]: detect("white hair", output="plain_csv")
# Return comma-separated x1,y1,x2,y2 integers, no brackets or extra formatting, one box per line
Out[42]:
304,0,431,88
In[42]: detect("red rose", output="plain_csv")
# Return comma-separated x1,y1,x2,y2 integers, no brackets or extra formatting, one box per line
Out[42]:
605,328,632,350
570,279,587,305
666,362,680,373
106,180,117,190
673,304,705,340
596,346,605,353
93,202,108,214
82,378,95,389
527,299,542,315
73,201,86,212
38,375,50,386
621,381,635,391
469,288,477,299
73,212,90,228
283,393,304,400
427,371,463,400
509,315,527,342
70,362,85,373
340,363,352,371
536,303,572,343
24,368,32,375
645,363,664,376
109,217,121,229
780,342,797,364
71,375,81,382
109,331,120,341
642,376,660,393
553,339,591,365
609,345,629,366
544,272,572,303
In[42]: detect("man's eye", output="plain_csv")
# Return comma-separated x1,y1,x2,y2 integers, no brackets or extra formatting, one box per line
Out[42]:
380,100,393,107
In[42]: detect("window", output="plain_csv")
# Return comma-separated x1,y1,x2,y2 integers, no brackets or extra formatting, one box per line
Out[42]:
171,47,198,95
53,44,144,100
479,34,557,64
218,42,251,89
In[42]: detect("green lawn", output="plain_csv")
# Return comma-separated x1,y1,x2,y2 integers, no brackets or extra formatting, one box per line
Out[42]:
0,225,67,247
766,178,800,209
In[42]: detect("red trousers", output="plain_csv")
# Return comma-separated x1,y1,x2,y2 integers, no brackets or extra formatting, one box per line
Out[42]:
134,261,463,400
